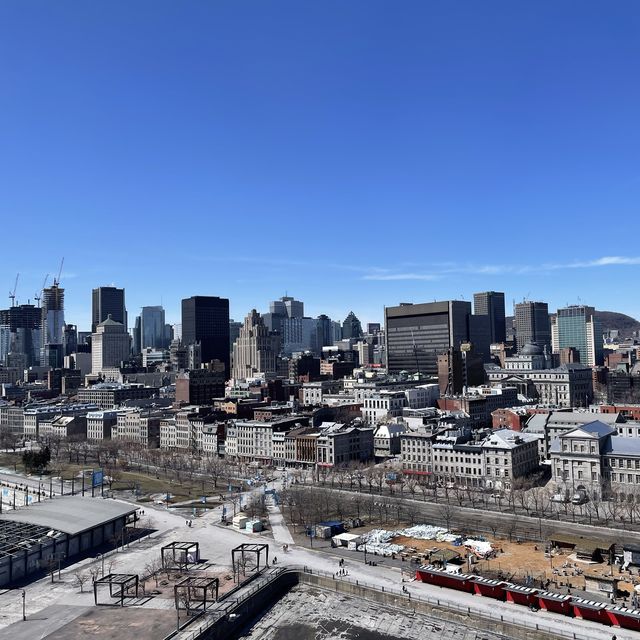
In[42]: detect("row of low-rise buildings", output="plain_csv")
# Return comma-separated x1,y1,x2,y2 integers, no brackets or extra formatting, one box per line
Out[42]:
225,418,374,468
400,427,540,492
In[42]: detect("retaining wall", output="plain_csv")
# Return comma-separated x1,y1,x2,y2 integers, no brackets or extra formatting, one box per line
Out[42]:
192,568,564,640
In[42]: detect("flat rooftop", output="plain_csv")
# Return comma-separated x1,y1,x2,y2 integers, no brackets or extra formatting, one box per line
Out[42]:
0,497,137,536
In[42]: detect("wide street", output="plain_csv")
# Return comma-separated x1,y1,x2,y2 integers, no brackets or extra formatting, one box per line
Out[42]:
298,483,640,547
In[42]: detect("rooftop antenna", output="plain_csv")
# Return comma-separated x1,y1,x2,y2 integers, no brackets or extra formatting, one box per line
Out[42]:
35,274,49,307
54,257,64,286
8,273,19,307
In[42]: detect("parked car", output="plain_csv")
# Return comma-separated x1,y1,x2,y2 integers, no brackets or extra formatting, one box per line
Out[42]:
571,489,589,505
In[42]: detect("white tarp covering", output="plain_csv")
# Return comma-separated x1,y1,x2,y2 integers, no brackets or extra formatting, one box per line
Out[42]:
463,539,493,556
333,532,363,547
354,525,494,558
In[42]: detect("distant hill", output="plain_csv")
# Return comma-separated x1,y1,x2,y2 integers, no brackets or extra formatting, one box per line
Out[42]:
596,311,640,337
506,311,640,338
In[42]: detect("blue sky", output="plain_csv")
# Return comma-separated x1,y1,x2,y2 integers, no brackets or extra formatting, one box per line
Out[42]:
1,1,640,330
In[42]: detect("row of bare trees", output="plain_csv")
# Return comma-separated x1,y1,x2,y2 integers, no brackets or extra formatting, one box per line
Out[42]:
29,433,640,531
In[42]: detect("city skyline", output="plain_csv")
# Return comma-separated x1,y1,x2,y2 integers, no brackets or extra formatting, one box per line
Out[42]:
2,2,640,328
2,267,640,333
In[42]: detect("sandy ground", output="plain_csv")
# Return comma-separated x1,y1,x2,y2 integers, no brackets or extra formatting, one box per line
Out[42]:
392,533,639,598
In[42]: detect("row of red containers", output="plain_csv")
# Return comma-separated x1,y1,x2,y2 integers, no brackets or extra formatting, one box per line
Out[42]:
416,565,640,631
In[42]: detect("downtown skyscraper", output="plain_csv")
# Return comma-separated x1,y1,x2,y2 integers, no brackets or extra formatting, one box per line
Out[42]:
473,291,506,344
92,286,127,332
555,305,603,366
514,301,551,353
181,296,230,377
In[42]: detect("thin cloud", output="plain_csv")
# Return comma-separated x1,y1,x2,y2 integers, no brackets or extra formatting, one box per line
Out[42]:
363,273,441,281
564,256,640,268
362,256,640,282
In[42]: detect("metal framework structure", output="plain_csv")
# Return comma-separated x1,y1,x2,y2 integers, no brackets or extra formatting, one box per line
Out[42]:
161,541,200,570
93,573,139,607
231,543,269,583
0,521,53,560
173,575,219,613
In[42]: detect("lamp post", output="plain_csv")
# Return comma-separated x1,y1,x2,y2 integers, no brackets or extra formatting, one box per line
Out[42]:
21,590,26,621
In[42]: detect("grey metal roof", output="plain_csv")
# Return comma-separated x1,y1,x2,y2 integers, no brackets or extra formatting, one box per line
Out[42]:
0,497,136,536
547,412,621,426
603,437,640,456
524,413,548,433
565,420,617,438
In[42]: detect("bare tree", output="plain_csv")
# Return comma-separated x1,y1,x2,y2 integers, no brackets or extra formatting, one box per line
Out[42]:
74,570,89,593
144,557,163,588
417,478,431,502
245,493,266,519
453,486,466,507
88,566,101,584
404,476,418,498
438,503,454,530
205,457,227,488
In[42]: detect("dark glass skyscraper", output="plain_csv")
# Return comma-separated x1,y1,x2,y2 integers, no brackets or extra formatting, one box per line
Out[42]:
342,311,363,340
181,296,230,377
385,301,472,375
514,301,551,353
92,286,127,332
473,291,506,344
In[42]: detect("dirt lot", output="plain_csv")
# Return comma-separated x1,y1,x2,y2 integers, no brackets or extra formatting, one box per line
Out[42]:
394,533,639,598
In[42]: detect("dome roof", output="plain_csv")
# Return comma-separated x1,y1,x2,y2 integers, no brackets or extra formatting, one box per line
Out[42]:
521,342,543,356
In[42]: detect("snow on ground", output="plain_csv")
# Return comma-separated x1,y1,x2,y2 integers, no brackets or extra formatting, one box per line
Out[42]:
0,487,631,640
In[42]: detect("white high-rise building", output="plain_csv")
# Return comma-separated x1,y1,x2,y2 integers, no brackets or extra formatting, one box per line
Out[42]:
92,315,131,375
551,315,559,353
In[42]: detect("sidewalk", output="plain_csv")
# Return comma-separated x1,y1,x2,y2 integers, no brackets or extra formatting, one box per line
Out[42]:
266,499,294,546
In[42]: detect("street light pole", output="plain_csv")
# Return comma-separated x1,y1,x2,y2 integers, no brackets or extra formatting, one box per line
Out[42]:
22,590,26,621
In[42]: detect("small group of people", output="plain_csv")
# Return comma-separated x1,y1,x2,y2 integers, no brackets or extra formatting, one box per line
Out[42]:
185,519,193,527
335,568,348,577
281,544,289,553
272,556,278,565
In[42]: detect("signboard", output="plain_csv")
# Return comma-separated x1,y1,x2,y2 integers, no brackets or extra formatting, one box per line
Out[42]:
92,470,104,488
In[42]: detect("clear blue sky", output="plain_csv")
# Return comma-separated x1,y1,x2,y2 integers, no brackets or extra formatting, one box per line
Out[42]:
2,1,640,331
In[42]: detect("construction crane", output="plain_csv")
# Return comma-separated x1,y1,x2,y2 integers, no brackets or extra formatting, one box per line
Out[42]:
8,273,19,307
53,257,64,287
34,274,49,307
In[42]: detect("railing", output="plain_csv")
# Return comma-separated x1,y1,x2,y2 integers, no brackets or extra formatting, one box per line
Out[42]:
166,564,594,640
294,566,593,640
165,567,288,640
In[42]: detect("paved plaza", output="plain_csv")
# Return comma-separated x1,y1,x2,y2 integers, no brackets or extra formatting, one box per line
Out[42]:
0,482,633,640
